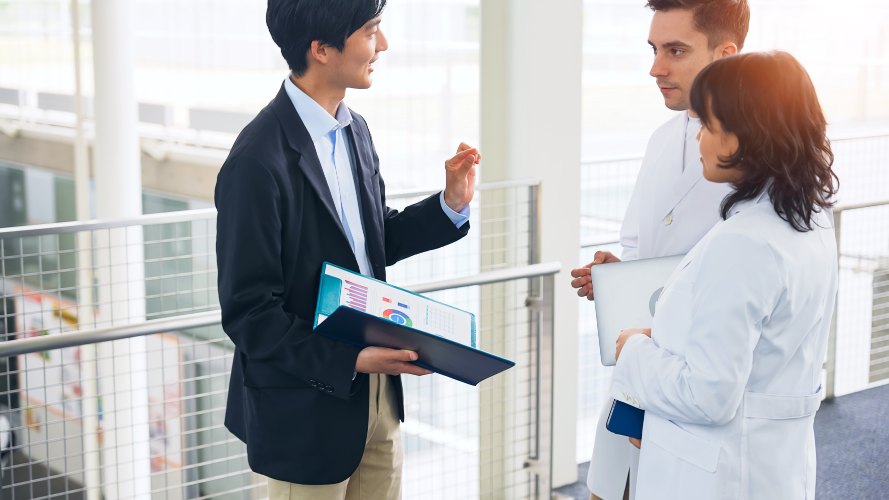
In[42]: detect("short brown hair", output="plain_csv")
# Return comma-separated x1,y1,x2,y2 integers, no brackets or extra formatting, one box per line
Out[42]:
646,0,750,51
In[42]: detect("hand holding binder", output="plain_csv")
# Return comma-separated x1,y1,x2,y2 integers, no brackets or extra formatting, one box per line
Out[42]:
354,346,432,377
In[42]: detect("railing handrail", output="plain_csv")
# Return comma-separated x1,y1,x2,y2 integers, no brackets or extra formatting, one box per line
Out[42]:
835,198,889,213
0,311,222,358
0,208,218,238
0,262,561,358
580,131,889,166
386,178,540,200
578,200,889,250
409,261,560,293
0,179,541,239
580,238,620,249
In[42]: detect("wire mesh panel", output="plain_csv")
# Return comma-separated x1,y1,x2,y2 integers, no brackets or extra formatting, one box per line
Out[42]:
0,181,549,498
387,182,537,287
0,288,551,499
0,328,267,499
833,204,889,395
832,134,889,206
576,157,640,463
401,275,551,499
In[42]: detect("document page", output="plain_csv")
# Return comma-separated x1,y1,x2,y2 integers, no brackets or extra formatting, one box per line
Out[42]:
315,263,476,347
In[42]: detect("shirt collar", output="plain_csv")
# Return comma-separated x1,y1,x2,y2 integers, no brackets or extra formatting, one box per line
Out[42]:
283,76,353,142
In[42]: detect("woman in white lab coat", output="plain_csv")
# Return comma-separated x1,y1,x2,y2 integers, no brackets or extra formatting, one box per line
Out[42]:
611,51,839,500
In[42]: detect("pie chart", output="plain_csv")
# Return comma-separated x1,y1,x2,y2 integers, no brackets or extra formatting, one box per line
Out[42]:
383,309,413,327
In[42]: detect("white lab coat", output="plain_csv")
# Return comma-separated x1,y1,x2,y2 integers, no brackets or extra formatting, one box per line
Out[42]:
611,192,837,500
587,112,732,500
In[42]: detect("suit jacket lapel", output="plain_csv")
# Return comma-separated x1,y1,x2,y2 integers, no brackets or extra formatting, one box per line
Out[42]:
269,85,349,241
345,115,386,274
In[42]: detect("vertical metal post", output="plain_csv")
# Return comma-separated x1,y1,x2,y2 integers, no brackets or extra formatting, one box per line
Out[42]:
537,274,555,497
528,184,541,267
825,209,843,400
525,184,549,497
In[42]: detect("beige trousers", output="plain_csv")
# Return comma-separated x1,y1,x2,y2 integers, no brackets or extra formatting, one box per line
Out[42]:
266,374,403,500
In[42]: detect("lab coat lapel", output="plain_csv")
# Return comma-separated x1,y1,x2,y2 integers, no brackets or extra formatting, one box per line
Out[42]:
656,113,704,220
648,114,689,219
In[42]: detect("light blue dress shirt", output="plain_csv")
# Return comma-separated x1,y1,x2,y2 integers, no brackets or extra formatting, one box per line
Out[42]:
283,78,469,278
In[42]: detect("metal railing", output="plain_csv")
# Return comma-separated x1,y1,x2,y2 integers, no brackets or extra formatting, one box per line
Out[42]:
825,198,889,398
0,180,552,499
0,263,558,500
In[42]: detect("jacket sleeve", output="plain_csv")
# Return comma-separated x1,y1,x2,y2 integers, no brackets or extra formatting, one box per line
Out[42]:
215,155,362,399
610,231,783,425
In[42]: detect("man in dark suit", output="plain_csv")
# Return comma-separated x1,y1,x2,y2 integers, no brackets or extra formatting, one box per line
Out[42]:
214,1,480,498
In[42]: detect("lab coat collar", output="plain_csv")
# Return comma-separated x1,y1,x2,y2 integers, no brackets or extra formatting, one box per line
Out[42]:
727,189,770,219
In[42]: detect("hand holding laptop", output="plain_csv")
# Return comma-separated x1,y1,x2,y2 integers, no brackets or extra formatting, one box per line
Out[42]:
570,250,622,300
590,254,683,366
615,328,651,361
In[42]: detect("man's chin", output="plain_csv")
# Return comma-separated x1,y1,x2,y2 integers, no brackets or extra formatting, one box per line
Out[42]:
350,80,373,90
663,99,688,112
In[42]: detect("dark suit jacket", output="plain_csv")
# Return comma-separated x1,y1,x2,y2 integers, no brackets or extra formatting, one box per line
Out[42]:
215,84,468,484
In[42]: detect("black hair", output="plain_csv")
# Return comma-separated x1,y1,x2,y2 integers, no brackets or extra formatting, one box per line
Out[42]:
646,0,750,51
690,51,838,232
266,0,387,77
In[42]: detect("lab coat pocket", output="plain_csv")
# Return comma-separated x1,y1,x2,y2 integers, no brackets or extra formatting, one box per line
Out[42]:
741,389,822,499
646,415,720,472
637,415,722,500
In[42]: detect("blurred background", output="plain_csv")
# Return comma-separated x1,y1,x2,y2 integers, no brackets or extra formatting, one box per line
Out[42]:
0,0,887,498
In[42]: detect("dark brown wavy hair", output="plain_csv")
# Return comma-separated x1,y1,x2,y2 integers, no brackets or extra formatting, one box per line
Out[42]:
689,51,838,232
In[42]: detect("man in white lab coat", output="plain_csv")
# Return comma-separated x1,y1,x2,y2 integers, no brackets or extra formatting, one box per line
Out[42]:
569,1,750,499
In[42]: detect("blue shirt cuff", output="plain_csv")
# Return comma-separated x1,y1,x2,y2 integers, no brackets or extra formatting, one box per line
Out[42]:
439,191,470,228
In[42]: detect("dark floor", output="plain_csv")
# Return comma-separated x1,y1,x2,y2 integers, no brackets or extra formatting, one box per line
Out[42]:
0,451,85,500
555,383,889,500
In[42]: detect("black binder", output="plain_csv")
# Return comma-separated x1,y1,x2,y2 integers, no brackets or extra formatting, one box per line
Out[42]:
315,306,515,385
315,306,515,386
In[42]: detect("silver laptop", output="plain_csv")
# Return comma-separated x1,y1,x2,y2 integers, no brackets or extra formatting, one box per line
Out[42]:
591,254,685,366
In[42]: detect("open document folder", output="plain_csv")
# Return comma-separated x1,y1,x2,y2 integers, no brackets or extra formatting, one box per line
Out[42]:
313,262,515,386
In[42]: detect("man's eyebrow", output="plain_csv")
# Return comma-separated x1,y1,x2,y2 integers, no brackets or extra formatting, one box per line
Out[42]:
365,19,382,30
652,40,693,49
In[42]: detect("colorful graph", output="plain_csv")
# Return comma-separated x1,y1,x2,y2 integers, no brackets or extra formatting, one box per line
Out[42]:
383,309,413,327
344,280,368,312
